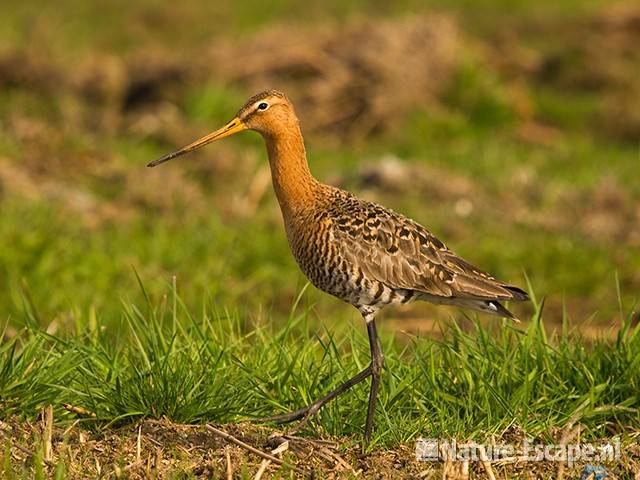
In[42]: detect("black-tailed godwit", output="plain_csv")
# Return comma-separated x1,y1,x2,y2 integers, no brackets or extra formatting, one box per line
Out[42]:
148,90,529,442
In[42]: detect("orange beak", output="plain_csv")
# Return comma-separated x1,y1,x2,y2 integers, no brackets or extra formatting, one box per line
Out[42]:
147,117,247,167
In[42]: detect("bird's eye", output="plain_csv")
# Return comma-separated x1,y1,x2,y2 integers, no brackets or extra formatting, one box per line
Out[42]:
257,102,269,111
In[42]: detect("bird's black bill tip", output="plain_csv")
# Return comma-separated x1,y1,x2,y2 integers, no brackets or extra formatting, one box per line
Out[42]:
147,152,178,168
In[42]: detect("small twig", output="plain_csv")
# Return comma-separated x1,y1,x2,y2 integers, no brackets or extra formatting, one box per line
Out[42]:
136,425,142,462
477,445,496,480
319,446,356,472
274,432,352,471
255,441,288,480
155,446,163,472
177,444,198,454
317,449,340,467
43,405,53,462
206,424,302,474
61,419,80,438
254,460,269,480
226,447,233,480
145,453,152,477
281,434,337,448
144,434,162,447
62,403,96,418
480,459,496,480
281,434,354,473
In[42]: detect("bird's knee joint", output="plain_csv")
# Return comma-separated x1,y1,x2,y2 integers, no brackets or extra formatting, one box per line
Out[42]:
371,353,384,375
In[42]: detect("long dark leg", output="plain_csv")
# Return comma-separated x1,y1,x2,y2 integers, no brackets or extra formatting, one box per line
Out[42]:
255,365,372,425
255,313,383,441
364,317,383,442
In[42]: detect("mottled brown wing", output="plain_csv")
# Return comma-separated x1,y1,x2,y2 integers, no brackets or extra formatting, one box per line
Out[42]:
331,195,524,302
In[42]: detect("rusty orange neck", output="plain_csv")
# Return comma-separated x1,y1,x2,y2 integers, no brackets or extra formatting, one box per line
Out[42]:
264,124,318,217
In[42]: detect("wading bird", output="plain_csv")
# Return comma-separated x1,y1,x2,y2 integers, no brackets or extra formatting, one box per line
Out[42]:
148,90,528,442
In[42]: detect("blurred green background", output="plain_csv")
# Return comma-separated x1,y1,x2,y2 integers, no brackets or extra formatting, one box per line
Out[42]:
1,0,639,335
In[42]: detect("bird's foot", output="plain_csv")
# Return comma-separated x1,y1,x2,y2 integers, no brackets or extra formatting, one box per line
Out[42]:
255,403,318,425
254,365,373,431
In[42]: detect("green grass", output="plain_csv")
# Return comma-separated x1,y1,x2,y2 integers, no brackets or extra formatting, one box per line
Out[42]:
2,283,638,448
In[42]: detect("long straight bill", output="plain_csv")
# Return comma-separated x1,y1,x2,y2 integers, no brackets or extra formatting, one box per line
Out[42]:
147,117,246,167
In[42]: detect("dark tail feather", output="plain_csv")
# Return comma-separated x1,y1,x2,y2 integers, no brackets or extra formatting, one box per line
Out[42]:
503,285,529,301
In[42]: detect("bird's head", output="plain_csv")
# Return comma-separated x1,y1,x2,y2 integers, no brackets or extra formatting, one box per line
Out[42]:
148,90,295,167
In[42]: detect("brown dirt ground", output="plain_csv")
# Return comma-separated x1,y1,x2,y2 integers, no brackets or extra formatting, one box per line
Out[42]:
2,417,638,479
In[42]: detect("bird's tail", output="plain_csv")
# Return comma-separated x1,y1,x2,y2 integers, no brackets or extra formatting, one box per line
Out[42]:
447,286,529,321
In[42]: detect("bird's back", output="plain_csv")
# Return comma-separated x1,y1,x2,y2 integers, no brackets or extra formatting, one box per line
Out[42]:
286,184,528,318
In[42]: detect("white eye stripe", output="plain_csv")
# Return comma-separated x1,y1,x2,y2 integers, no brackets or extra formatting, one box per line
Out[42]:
256,102,269,111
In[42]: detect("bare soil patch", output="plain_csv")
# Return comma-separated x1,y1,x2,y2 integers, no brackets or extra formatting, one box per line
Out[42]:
2,417,637,479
